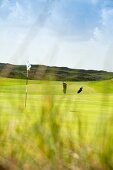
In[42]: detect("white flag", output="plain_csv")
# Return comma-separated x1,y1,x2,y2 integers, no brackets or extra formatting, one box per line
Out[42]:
26,61,31,71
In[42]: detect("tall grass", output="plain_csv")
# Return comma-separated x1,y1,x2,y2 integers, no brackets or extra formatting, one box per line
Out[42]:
0,78,113,170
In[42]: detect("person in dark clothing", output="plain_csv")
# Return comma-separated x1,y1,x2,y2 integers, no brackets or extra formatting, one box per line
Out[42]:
77,87,83,94
63,82,67,94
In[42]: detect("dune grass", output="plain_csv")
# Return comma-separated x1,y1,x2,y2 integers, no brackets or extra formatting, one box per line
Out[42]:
0,78,113,170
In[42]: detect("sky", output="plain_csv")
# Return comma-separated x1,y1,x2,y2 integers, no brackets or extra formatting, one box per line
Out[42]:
0,0,113,71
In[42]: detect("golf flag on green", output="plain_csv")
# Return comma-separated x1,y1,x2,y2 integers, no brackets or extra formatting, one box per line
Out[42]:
25,61,31,107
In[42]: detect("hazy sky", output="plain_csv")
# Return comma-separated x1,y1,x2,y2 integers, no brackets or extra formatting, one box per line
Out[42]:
0,0,113,71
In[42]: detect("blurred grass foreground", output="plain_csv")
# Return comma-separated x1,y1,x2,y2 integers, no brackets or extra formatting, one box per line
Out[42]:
0,77,113,170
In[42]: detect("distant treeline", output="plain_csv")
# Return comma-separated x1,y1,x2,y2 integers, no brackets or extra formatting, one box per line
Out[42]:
0,63,113,81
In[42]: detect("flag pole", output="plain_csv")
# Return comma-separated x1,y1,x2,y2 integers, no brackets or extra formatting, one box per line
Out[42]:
25,62,31,108
25,70,28,107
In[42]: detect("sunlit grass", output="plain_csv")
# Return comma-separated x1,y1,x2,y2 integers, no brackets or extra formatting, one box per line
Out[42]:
0,77,113,170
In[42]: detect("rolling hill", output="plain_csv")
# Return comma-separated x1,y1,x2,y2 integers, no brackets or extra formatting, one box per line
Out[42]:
0,63,113,81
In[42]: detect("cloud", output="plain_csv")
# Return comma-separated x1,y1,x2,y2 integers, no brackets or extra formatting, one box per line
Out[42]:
91,0,99,5
0,1,34,27
0,0,9,8
45,0,102,41
101,8,113,25
0,0,59,27
0,0,113,40
94,2,113,43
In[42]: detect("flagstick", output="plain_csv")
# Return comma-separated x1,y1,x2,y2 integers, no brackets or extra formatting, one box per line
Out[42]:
25,61,31,108
25,70,28,107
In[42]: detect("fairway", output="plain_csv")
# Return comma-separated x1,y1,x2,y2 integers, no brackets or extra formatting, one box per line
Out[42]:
1,77,113,170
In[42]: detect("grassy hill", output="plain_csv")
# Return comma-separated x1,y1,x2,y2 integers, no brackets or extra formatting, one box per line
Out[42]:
0,63,113,81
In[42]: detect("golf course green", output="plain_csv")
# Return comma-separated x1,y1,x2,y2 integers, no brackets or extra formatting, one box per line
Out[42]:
0,77,113,170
